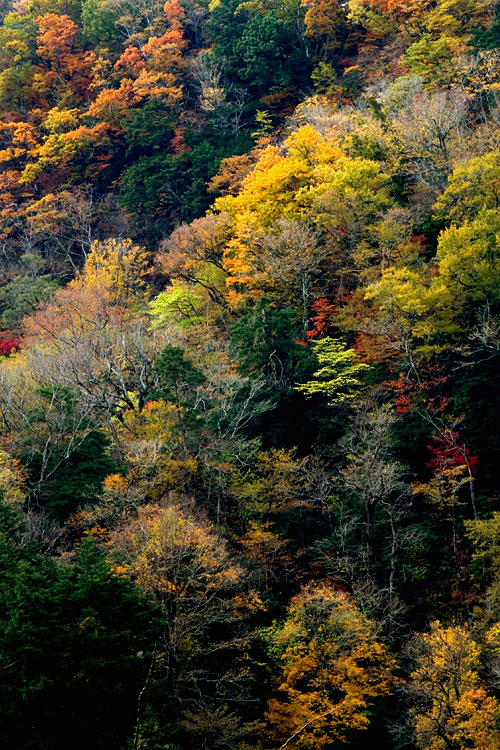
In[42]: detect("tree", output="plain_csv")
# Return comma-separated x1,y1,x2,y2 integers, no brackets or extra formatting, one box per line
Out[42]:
466,512,500,616
34,13,95,104
339,401,408,578
392,89,469,189
154,343,206,406
0,243,172,513
24,282,167,418
403,34,466,87
241,219,332,336
230,299,314,388
110,502,256,738
433,210,500,324
149,280,206,329
433,151,500,226
266,582,396,749
473,2,500,49
109,0,187,108
23,188,99,272
296,337,370,402
25,419,118,518
425,0,495,40
155,213,232,308
410,621,500,750
301,0,344,54
0,531,161,749
81,0,122,46
19,121,118,189
120,127,251,239
215,126,391,306
226,446,310,528
360,0,433,23
79,237,150,307
364,208,500,355
0,449,26,507
0,359,102,509
0,273,59,330
208,0,311,97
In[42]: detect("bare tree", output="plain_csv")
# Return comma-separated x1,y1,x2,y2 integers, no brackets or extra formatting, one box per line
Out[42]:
394,89,470,189
339,400,409,571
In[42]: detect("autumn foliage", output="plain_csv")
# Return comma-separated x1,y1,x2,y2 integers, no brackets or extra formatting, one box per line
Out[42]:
0,0,500,748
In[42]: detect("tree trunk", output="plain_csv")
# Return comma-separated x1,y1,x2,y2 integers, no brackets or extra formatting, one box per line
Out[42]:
366,499,377,567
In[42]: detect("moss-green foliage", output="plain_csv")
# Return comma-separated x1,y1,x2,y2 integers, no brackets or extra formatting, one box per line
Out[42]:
121,127,253,240
154,344,206,404
25,428,118,519
0,274,59,330
207,0,311,96
230,299,314,384
81,0,121,46
472,3,500,49
0,524,161,749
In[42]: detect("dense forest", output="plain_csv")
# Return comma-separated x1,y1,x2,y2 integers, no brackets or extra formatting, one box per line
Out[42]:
1,0,500,747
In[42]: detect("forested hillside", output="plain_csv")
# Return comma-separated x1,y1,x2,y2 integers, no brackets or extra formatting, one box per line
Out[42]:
1,0,500,747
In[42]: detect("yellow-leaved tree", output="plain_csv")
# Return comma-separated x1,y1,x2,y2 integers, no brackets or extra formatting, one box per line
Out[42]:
410,621,500,750
109,503,255,729
266,582,397,749
363,209,500,355
214,124,392,308
79,238,150,307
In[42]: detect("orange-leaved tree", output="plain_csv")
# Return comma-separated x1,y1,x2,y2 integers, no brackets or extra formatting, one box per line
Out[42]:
266,582,397,749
